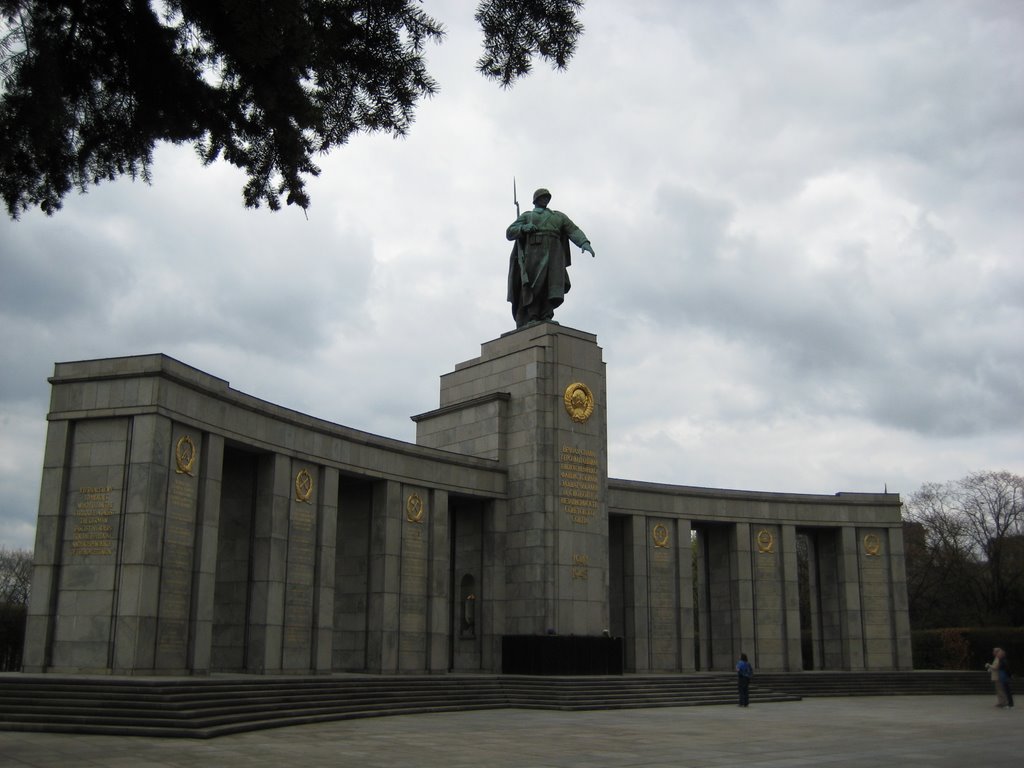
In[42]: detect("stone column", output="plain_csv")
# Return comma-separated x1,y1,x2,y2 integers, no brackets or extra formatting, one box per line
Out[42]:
112,413,174,674
312,467,338,673
695,528,708,671
752,523,801,672
151,422,205,674
49,418,132,672
750,523,783,671
333,479,373,671
481,498,507,672
674,517,696,672
280,459,320,673
426,489,450,672
699,526,736,670
805,530,823,670
838,526,866,670
396,485,430,672
780,525,803,672
859,526,905,670
367,479,402,673
188,432,223,674
815,529,846,669
23,420,73,673
647,516,683,671
627,515,650,672
731,522,756,667
887,526,914,670
246,453,290,673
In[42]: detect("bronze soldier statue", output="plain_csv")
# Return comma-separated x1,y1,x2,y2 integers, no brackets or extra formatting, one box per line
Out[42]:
506,188,595,328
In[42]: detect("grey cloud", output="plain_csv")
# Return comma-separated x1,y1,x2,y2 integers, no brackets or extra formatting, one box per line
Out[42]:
593,169,1021,441
1,1,1022,549
0,218,135,323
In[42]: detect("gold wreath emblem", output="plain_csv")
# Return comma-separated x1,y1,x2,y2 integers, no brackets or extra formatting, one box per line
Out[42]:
175,435,196,476
406,493,424,524
863,533,881,557
756,528,775,554
652,523,670,548
294,468,314,503
563,382,595,423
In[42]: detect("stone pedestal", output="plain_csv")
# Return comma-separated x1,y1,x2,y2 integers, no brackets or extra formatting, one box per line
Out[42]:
415,323,609,637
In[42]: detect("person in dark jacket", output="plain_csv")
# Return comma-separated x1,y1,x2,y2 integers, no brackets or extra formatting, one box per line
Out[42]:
997,648,1014,709
736,652,753,707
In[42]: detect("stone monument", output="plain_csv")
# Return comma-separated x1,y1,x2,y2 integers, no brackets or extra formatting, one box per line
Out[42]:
19,204,911,675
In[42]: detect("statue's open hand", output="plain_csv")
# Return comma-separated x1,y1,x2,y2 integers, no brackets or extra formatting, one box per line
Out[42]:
582,243,595,257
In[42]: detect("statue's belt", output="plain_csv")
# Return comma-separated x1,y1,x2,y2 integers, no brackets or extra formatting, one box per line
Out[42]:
527,231,560,244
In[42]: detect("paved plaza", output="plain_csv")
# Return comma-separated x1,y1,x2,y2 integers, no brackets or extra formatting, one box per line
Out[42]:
0,695,1019,767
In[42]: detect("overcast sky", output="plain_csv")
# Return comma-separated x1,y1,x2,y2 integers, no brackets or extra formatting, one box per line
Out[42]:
1,1,1022,551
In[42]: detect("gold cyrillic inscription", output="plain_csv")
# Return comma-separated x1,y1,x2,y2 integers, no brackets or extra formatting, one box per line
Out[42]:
560,445,599,524
71,486,116,556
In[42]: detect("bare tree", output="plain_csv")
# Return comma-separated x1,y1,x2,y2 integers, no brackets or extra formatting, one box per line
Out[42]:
959,471,1024,618
0,547,32,607
905,471,1024,626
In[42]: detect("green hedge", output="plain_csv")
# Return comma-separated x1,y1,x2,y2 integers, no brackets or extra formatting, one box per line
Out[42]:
0,603,25,671
913,627,1024,671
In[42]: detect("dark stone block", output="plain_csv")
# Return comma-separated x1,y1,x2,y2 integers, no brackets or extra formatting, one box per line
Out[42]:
501,634,623,675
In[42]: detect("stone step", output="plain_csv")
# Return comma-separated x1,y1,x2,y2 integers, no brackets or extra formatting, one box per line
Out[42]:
0,688,503,708
0,672,989,738
753,671,989,697
0,703,515,739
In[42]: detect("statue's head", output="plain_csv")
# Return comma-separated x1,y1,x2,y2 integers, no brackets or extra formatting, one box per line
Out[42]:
532,188,551,206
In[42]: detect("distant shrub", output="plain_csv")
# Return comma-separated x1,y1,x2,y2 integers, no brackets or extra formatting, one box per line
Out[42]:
0,603,26,671
913,627,1024,670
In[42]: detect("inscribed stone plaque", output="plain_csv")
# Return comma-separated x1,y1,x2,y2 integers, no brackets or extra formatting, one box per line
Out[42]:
859,528,894,668
649,519,678,667
155,442,199,669
399,502,428,665
282,467,317,669
70,485,119,557
751,525,786,668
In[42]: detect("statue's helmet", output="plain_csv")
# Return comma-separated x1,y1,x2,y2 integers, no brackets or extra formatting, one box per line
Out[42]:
532,188,551,203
